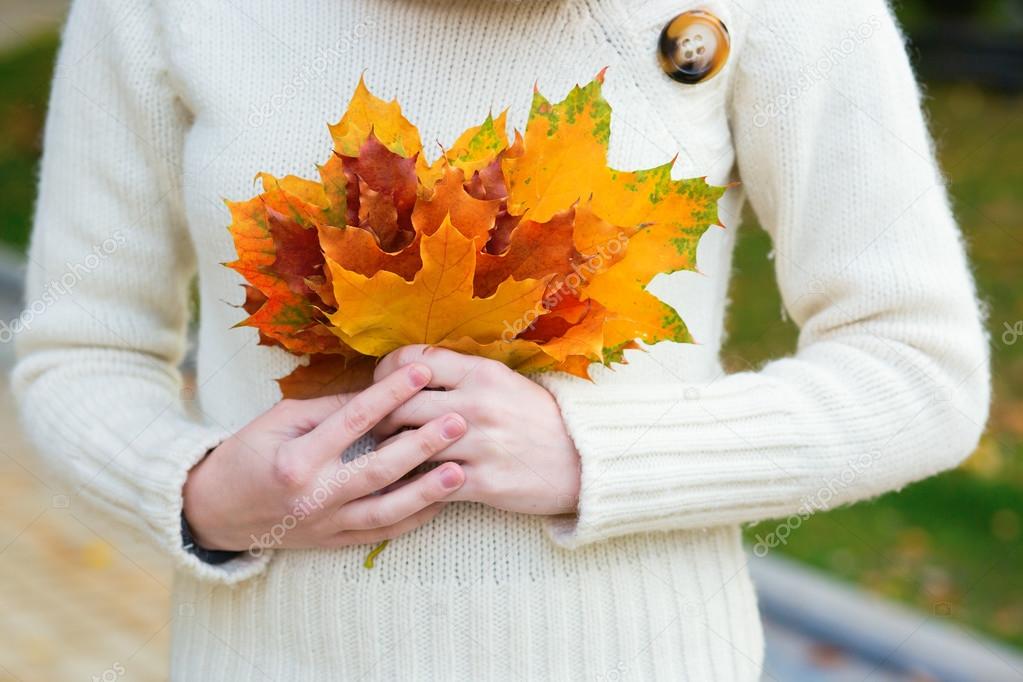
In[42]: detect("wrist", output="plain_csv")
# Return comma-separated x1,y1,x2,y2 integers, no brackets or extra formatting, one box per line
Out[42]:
558,459,582,514
182,447,236,551
180,512,242,564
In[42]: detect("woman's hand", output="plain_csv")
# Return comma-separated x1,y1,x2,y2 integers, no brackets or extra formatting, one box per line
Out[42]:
371,346,581,516
183,363,467,553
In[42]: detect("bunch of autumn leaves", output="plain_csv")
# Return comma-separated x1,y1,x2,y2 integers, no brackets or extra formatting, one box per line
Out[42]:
226,74,724,398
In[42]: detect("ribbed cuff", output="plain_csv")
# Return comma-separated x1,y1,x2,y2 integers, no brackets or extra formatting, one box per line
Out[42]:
150,424,274,585
535,370,817,548
13,357,273,586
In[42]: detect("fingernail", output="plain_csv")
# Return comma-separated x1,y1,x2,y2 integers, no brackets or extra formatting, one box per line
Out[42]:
439,465,461,489
408,365,430,387
441,415,465,439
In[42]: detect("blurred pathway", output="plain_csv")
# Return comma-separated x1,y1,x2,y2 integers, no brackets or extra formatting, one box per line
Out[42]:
0,287,171,681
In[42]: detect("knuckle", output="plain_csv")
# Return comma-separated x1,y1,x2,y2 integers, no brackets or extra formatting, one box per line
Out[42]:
272,398,299,419
344,404,371,434
363,507,389,529
380,349,407,377
364,463,396,489
472,474,498,500
417,430,443,458
420,480,442,504
474,361,507,386
396,345,422,367
387,382,407,405
271,452,308,490
459,400,481,421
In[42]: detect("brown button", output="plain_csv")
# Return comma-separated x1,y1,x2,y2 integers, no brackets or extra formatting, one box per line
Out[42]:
658,10,730,84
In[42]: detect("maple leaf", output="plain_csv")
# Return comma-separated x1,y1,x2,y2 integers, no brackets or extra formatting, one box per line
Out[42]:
277,354,376,399
226,72,724,398
325,219,550,357
418,110,511,187
225,194,341,356
502,74,611,222
413,166,500,244
584,163,726,348
317,154,348,226
474,207,578,298
329,76,422,158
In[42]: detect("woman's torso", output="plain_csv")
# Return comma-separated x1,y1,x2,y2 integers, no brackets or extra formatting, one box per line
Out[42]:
164,0,759,678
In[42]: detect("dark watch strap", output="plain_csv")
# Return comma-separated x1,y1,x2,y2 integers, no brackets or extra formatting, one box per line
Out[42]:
181,513,242,565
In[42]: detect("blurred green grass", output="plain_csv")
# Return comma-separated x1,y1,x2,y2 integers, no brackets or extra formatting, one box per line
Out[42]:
0,33,57,253
1,31,1020,648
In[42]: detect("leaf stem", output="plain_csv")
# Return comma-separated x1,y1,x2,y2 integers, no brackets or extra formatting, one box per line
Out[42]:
363,540,389,569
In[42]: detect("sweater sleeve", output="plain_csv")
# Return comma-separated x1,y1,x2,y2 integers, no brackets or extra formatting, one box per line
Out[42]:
11,0,270,584
537,0,990,548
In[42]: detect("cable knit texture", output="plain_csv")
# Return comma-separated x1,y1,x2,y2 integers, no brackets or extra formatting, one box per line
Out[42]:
13,0,989,679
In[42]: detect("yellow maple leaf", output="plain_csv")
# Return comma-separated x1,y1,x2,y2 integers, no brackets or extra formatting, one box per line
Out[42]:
329,76,422,157
502,74,611,222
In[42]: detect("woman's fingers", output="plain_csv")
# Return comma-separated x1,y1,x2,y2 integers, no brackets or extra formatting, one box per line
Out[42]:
292,363,432,466
330,462,464,530
375,345,486,389
324,502,448,548
370,390,461,441
275,392,356,430
337,413,467,501
374,428,415,452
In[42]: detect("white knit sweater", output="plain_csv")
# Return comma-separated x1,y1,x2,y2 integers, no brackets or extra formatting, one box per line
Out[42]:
13,0,989,679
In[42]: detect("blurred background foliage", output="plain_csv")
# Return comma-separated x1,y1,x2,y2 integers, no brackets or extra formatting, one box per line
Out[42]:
731,0,1023,649
0,0,1019,651
897,0,1022,23
0,32,56,253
